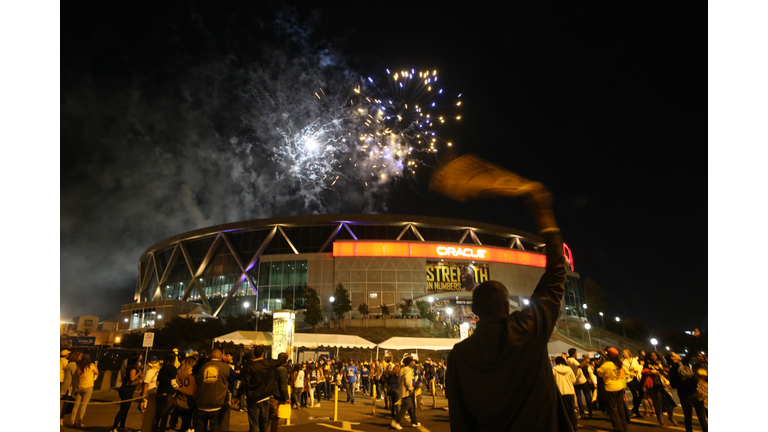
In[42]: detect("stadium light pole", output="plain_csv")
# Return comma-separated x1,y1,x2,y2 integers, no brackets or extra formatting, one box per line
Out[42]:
650,338,658,353
598,312,604,327
584,323,592,348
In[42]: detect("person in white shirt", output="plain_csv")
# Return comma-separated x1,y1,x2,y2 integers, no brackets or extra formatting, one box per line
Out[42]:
566,349,592,419
621,348,644,418
140,356,161,413
552,356,578,430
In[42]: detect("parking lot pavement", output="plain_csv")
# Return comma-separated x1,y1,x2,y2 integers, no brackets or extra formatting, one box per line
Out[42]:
59,388,704,432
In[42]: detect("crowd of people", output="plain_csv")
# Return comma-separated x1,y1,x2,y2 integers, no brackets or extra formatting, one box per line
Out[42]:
57,337,707,432
548,334,708,432
59,344,450,432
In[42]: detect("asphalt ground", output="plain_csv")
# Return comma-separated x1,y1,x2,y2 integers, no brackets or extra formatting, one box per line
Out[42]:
59,386,706,432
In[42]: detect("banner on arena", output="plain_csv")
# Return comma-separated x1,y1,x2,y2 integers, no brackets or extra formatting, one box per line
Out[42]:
426,261,489,293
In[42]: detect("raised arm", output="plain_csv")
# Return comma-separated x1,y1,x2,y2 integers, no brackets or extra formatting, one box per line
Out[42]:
507,184,567,341
428,154,567,341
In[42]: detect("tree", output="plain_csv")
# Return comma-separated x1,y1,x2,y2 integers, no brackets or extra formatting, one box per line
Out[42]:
223,313,257,333
304,286,323,332
357,303,370,327
332,283,352,331
399,298,414,317
415,300,431,319
120,330,145,349
381,304,390,320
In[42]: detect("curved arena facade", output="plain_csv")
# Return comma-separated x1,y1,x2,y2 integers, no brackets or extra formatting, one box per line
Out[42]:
119,214,584,331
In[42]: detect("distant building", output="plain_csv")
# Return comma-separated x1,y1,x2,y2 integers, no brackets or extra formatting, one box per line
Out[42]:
60,315,121,347
120,214,585,330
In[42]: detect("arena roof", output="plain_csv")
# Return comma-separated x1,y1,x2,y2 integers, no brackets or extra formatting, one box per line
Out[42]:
141,213,544,260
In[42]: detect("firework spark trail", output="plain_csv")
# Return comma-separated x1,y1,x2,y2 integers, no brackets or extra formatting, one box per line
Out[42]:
345,68,463,177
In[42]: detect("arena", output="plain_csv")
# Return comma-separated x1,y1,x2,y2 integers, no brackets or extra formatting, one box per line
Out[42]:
119,214,584,331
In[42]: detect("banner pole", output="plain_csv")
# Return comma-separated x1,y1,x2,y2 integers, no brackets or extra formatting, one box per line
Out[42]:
432,381,437,408
334,384,339,421
371,383,377,416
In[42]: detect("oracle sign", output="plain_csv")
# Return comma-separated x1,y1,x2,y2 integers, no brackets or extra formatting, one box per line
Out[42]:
333,241,545,268
333,241,575,270
435,246,487,259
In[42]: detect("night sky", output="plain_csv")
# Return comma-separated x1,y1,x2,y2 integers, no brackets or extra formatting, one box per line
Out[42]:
60,3,706,333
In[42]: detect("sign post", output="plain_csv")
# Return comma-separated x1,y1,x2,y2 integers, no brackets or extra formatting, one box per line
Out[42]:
460,322,470,340
143,332,155,370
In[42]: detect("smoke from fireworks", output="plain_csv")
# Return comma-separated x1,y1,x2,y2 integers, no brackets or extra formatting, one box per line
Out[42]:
249,65,463,206
60,8,463,319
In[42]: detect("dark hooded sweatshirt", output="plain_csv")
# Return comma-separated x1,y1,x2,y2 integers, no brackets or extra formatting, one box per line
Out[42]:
447,231,568,432
242,352,289,403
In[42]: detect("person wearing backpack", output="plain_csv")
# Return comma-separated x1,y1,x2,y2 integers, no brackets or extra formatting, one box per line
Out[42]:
667,329,707,432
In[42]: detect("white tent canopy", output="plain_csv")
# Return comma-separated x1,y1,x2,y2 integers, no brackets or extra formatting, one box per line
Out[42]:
214,331,376,349
295,334,376,349
547,339,599,358
215,331,273,346
377,337,462,351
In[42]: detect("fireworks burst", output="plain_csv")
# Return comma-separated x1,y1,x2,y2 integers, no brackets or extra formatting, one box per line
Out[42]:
306,68,462,192
352,68,462,172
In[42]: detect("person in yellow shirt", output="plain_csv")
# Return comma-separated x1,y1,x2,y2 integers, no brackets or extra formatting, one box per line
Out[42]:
69,353,99,427
597,347,628,432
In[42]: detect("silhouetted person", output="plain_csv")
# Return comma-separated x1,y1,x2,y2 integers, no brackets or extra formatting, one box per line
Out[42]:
446,182,570,431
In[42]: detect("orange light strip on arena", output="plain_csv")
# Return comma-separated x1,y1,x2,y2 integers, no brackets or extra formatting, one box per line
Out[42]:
332,241,547,268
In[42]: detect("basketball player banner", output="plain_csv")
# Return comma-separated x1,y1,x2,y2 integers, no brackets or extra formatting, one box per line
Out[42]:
426,261,490,294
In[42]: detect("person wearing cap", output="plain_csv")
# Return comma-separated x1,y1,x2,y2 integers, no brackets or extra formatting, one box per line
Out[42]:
61,350,71,390
597,347,628,432
172,348,181,368
138,353,162,431
445,182,571,432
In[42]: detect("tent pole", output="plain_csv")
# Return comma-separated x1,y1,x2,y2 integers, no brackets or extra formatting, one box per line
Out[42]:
376,346,379,361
